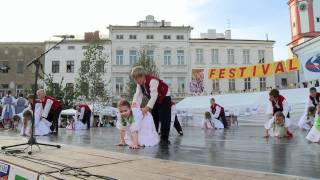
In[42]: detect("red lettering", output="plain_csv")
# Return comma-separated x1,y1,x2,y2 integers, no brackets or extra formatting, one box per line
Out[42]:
275,62,285,74
239,67,247,77
219,69,226,78
288,59,298,71
229,68,236,78
209,69,217,79
262,64,270,75
253,66,257,76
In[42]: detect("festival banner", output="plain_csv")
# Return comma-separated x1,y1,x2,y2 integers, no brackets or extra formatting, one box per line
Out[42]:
208,58,300,80
295,51,320,81
190,69,204,93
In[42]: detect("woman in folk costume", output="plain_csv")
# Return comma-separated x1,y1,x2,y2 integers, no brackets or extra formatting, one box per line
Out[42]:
74,104,92,130
264,111,294,138
1,91,16,127
33,101,52,136
210,98,228,128
266,89,290,118
116,100,159,149
306,105,320,143
298,106,316,130
171,102,183,136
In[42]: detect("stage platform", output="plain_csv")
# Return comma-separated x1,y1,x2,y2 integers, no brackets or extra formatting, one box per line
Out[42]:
0,126,319,179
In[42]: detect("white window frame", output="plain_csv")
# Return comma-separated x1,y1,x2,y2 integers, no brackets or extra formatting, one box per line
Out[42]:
196,49,204,64
164,50,171,65
116,50,124,65
227,49,235,64
211,49,219,64
177,50,185,65
243,49,250,64
129,50,137,65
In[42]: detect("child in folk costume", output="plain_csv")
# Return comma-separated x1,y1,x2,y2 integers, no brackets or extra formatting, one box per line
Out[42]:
116,100,159,149
33,102,52,136
20,110,32,137
12,114,23,132
298,106,316,130
74,104,91,130
264,111,293,138
202,111,224,129
210,98,228,128
307,87,320,108
306,105,320,143
1,91,16,128
131,66,171,146
15,93,28,114
171,102,183,136
267,89,290,119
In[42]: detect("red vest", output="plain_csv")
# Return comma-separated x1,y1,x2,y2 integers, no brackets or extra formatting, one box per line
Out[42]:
211,103,224,115
270,95,285,115
41,96,61,113
79,104,91,113
141,75,168,104
309,93,320,107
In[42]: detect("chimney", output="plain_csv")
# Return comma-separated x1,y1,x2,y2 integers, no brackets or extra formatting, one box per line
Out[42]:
161,20,165,27
84,31,100,42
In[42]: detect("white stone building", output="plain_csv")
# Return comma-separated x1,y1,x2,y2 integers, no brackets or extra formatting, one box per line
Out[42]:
44,33,111,91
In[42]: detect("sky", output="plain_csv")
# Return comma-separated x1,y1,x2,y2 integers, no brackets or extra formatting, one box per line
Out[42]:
0,0,291,60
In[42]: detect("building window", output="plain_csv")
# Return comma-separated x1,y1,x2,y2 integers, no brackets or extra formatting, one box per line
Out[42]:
163,35,171,40
81,61,89,72
65,83,74,95
164,50,171,65
196,49,204,64
16,85,24,96
82,46,88,50
97,46,104,50
164,78,172,94
68,46,75,50
116,35,124,39
147,50,154,61
281,78,288,88
4,48,9,55
0,84,9,97
96,61,105,73
115,77,124,95
176,35,184,40
244,78,251,90
178,77,185,93
52,61,60,73
66,61,74,73
177,50,185,65
260,77,266,91
0,61,9,73
129,35,137,39
54,46,60,50
258,50,265,64
229,79,236,92
116,50,124,65
243,49,250,64
316,17,320,23
211,49,219,64
212,80,219,93
16,61,24,74
129,50,137,65
227,49,235,64
146,35,154,39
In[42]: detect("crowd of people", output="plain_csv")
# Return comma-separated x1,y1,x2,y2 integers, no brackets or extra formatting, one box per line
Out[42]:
1,66,319,150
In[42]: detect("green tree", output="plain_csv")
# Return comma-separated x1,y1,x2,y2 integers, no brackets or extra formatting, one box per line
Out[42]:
75,41,110,105
126,50,159,101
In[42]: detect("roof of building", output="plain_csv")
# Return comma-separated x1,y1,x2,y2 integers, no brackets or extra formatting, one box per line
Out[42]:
292,34,320,52
108,25,193,30
190,38,275,43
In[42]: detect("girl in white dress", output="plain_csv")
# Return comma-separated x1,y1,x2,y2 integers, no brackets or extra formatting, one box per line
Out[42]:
264,111,293,138
33,102,52,136
116,100,159,149
202,111,224,129
306,105,320,143
298,106,316,130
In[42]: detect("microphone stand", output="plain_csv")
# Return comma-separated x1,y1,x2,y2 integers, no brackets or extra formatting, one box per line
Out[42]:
1,38,67,155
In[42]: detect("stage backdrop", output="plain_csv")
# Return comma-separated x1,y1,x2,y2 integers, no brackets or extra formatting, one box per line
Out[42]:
190,69,204,93
208,58,300,80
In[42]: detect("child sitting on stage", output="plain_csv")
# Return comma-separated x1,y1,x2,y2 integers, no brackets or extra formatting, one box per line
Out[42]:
264,111,293,138
298,106,316,130
202,111,224,129
12,114,22,132
20,110,32,137
306,105,320,143
116,99,159,149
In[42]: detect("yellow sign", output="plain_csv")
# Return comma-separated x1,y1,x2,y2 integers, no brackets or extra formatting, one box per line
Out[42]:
208,58,300,80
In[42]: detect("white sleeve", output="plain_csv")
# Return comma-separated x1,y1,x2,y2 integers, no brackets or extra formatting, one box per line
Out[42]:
132,85,143,106
282,99,290,117
213,106,221,119
79,107,85,120
147,79,159,109
42,99,53,118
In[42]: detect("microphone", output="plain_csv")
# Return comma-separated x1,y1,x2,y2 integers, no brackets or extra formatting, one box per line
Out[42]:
53,35,75,39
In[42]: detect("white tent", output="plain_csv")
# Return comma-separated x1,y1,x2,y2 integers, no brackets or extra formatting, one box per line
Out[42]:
60,108,76,116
